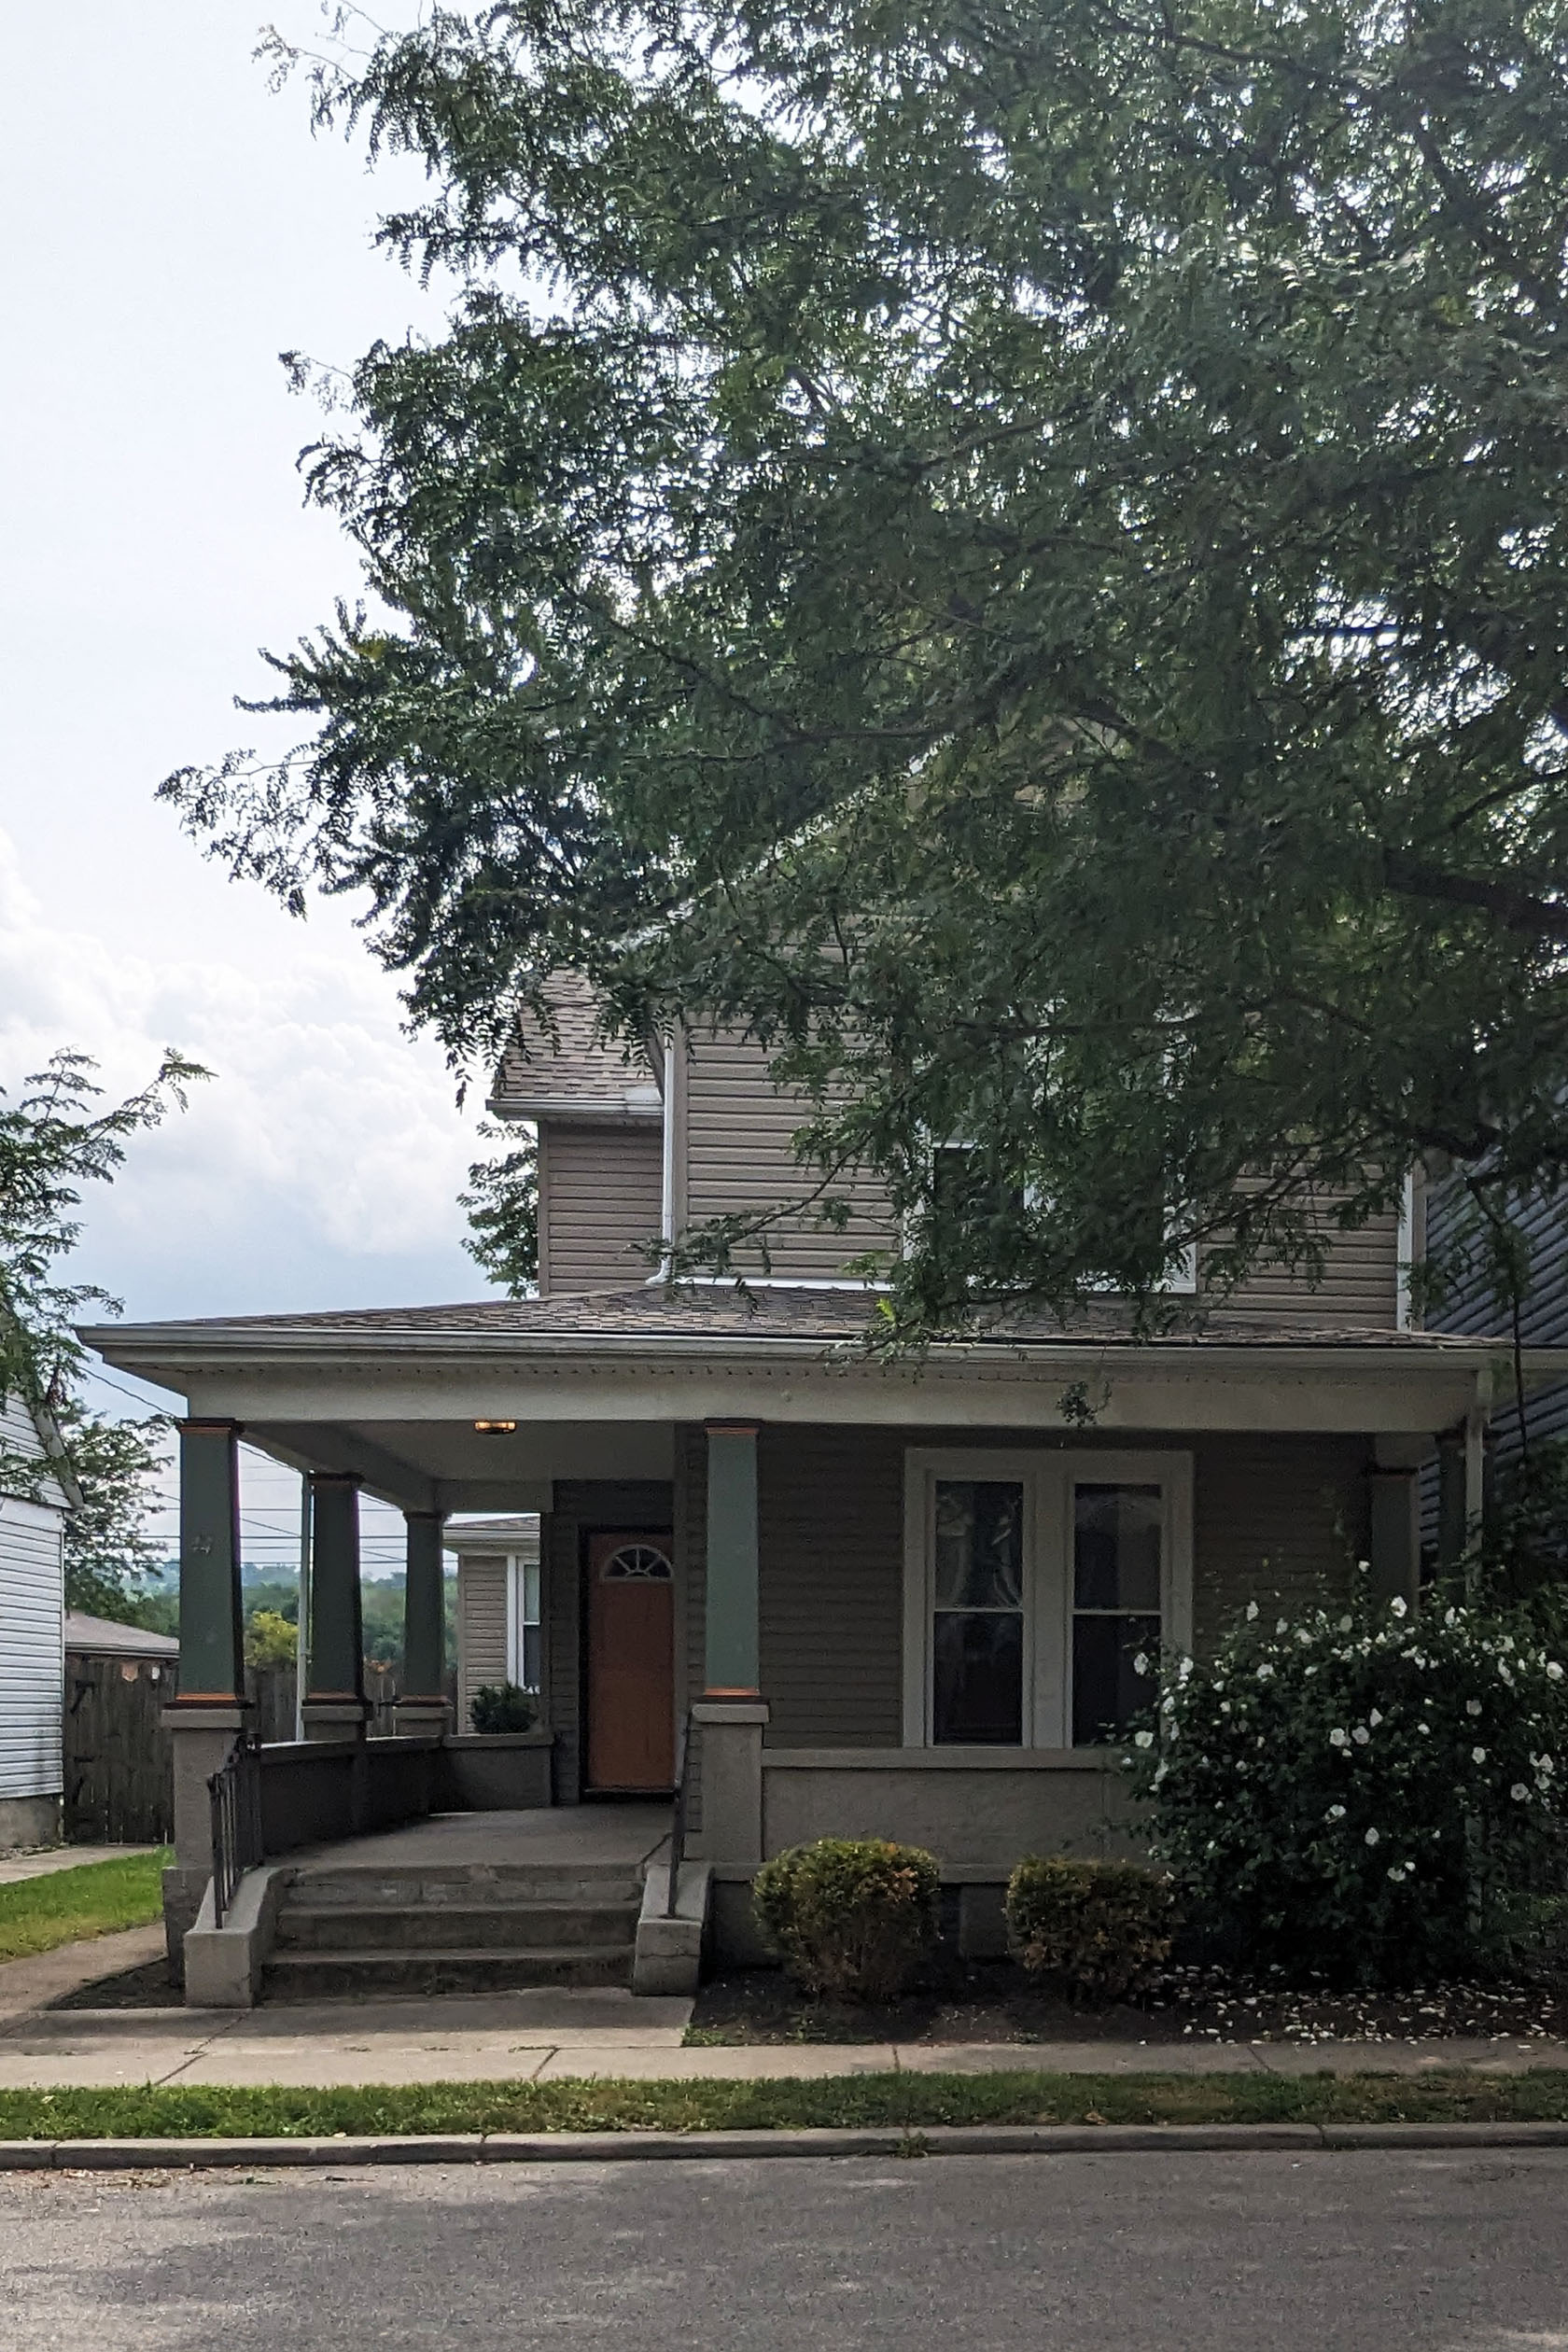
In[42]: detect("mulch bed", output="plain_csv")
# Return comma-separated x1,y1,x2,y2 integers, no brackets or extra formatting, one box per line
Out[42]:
48,1959,182,2011
687,1956,1568,2047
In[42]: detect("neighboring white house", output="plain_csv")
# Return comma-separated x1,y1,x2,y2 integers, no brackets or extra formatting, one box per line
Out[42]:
0,1391,77,1851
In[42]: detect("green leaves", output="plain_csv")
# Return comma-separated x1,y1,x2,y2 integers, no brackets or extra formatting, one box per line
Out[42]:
168,1,1568,1326
1127,1587,1568,1981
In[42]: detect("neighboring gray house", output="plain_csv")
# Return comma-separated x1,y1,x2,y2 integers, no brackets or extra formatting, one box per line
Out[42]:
448,1514,541,1729
0,1391,77,1850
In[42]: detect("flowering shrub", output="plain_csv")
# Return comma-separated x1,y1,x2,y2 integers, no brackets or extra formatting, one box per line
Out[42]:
1123,1589,1568,1982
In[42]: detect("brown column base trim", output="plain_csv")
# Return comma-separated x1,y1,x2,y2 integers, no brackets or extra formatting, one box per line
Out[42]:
702,1687,763,1701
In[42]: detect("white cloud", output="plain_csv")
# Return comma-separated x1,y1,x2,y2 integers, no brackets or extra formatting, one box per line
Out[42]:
0,826,486,1323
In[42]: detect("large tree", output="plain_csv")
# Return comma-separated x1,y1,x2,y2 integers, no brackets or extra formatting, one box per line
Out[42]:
166,0,1568,1330
0,1051,204,1615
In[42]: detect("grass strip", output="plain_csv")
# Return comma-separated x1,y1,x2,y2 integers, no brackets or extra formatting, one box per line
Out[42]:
3,2069,1568,2142
0,1852,173,1964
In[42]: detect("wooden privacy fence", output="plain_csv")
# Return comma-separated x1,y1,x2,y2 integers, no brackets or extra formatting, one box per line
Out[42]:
64,1659,464,1846
63,1652,178,1845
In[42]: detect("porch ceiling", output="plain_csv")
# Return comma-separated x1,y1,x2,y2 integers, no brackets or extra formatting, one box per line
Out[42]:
239,1417,675,1514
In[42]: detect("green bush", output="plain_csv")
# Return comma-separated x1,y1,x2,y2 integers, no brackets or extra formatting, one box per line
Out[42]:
752,1837,940,2001
469,1682,538,1734
1124,1587,1568,1982
1005,1857,1176,2002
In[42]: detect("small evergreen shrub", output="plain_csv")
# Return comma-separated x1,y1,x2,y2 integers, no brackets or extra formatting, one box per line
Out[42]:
469,1682,538,1734
1006,1857,1176,2001
751,1837,940,2001
1124,1589,1568,1982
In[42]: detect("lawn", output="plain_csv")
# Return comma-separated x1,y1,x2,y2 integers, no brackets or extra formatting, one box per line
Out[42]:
2,2068,1567,2142
0,1850,172,1964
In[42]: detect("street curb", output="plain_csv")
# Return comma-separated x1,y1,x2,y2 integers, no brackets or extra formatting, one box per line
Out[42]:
7,2120,1568,2169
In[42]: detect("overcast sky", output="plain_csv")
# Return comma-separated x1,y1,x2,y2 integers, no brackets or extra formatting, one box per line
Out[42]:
1,4,499,1557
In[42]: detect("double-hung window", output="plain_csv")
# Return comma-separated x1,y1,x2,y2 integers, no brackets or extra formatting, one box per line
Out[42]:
903,1449,1191,1748
506,1551,542,1693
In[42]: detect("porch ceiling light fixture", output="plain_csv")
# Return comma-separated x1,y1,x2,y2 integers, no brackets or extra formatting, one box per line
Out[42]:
472,1419,518,1434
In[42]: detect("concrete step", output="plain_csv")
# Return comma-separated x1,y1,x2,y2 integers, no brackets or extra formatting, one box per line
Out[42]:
273,1900,639,1953
287,1864,644,1909
260,1945,636,1999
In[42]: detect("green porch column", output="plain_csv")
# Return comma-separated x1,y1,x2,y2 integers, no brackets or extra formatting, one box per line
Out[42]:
395,1509,451,1734
693,1421,767,1870
302,1471,368,1739
162,1420,252,1962
175,1419,245,1706
704,1421,761,1695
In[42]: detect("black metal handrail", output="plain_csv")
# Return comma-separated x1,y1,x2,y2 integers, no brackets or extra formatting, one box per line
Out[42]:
665,1710,693,1918
207,1734,263,1926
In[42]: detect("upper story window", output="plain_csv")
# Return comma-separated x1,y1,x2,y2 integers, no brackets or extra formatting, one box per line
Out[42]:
903,1449,1192,1749
929,1143,1197,1295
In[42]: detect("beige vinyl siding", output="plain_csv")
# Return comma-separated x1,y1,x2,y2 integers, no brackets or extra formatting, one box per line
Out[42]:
539,1122,664,1295
678,1423,1372,1752
456,1553,509,1732
682,1030,897,1278
1191,1433,1369,1650
1208,1196,1401,1328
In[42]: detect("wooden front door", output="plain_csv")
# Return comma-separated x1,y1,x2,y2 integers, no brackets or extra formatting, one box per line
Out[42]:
585,1532,676,1791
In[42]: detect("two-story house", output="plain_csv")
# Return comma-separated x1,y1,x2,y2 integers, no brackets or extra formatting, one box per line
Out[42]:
86,978,1564,1981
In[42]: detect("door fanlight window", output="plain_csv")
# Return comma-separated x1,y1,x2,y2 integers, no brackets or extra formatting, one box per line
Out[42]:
601,1543,674,1582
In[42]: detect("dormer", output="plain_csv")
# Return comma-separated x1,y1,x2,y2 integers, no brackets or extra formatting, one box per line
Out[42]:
488,973,665,1295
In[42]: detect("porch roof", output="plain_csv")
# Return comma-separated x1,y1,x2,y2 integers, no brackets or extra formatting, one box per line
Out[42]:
80,1278,1562,1371
79,1286,1562,1521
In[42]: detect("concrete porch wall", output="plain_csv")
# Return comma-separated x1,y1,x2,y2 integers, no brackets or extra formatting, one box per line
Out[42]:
759,1749,1141,1868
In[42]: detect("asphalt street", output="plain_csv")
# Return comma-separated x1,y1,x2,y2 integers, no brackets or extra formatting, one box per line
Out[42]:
3,2150,1565,2348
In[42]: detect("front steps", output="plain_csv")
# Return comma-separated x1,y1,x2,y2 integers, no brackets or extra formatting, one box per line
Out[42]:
260,1860,643,2000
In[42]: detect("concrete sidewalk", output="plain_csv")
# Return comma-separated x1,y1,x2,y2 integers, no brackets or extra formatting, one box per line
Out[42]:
2,1923,1564,2092
0,1987,1564,2090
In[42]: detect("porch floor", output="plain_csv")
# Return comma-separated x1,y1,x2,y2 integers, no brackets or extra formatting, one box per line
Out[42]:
290,1803,671,1873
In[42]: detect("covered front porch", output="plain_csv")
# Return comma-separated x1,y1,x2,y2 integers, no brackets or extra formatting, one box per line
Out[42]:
85,1287,1559,1995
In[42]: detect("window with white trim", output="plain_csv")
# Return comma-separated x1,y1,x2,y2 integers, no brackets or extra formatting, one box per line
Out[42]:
903,1449,1192,1748
506,1552,542,1693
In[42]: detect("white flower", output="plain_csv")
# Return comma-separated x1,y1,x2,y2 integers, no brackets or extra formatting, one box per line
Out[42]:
1445,1608,1458,1628
1338,1616,1353,1632
1132,1653,1149,1677
1133,1729,1155,1749
1368,1708,1383,1727
1387,1865,1407,1883
1256,1664,1275,1683
1419,1722,1431,1734
1352,1727,1371,1745
1390,1596,1408,1618
1472,1746,1488,1764
1547,1661,1564,1682
1511,1784,1530,1802
1326,1804,1346,1821
1329,1728,1350,1748
1365,1827,1380,1846
1466,1700,1482,1716
1246,1601,1259,1622
1276,1618,1288,1634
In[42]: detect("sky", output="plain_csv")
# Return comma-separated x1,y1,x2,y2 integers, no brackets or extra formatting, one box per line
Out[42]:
0,3,499,1564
